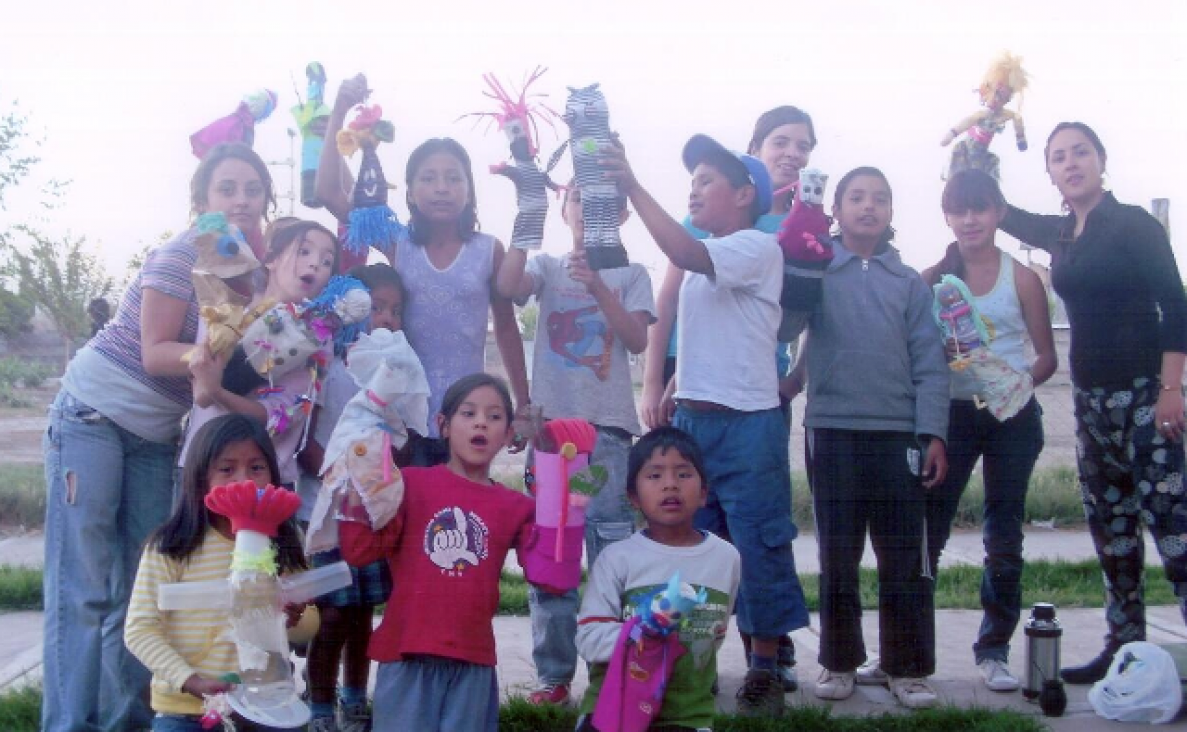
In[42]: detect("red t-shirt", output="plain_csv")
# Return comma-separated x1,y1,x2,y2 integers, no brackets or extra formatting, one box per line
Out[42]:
340,465,535,666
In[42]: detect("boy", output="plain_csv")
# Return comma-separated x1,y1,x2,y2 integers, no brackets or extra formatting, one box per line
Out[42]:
576,427,741,731
601,134,800,717
496,183,655,705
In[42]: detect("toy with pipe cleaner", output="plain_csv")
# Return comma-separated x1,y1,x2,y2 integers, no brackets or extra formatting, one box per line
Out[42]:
941,52,1030,181
337,104,405,267
191,89,279,159
461,67,561,251
774,168,833,342
292,62,331,209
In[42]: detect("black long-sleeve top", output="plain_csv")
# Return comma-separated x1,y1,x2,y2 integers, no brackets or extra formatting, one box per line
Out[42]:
1001,192,1187,390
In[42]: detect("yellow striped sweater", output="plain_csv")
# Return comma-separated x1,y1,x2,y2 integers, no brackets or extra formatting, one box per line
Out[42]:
124,528,236,715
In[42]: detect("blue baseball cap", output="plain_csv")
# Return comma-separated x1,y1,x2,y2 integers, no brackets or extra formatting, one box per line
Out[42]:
681,133,773,219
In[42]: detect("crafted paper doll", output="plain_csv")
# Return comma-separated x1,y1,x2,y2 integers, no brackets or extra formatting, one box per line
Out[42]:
462,67,560,251
941,52,1030,181
291,62,331,209
933,275,1033,420
337,104,405,271
191,89,279,159
775,168,832,341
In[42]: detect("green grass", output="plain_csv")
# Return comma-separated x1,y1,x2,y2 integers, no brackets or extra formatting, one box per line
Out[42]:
0,686,1046,732
0,566,41,610
0,465,45,529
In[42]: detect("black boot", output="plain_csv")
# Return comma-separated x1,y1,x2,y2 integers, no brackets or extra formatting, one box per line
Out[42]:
1060,646,1117,685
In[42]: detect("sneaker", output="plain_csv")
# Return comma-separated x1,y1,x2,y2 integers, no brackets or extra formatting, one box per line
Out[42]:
978,658,1020,692
855,657,888,686
735,668,785,718
338,700,372,732
889,677,938,709
308,716,339,732
814,668,856,700
527,683,571,706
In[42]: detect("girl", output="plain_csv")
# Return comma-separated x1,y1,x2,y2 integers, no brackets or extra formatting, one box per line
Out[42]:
125,414,306,732
339,373,537,732
183,220,339,487
792,167,950,709
42,142,274,732
1000,122,1187,684
297,263,405,732
316,74,530,466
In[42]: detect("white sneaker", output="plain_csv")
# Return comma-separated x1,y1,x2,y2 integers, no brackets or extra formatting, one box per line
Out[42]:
978,658,1020,692
814,668,856,700
855,657,888,686
889,677,938,709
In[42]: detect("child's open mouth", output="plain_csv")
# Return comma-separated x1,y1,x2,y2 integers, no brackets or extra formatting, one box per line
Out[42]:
299,274,316,287
660,497,683,509
470,435,489,448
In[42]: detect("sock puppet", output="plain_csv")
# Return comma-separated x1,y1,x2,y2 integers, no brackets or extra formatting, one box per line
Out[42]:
191,89,278,159
292,62,331,209
337,104,405,271
775,168,832,342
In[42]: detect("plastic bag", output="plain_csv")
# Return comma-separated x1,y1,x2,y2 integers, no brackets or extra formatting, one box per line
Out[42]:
1088,641,1183,724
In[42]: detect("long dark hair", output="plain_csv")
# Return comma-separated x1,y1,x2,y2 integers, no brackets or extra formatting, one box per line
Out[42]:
190,143,276,221
747,105,817,154
927,169,1007,286
1044,121,1107,171
149,414,306,572
405,138,480,246
832,166,895,246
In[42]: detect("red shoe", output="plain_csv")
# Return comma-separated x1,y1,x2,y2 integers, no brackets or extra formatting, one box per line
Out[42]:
527,683,571,706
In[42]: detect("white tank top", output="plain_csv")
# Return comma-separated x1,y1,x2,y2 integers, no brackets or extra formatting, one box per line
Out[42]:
951,250,1032,400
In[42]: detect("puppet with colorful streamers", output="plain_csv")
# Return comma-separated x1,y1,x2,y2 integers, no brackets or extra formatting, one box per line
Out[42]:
292,62,331,208
933,275,1033,420
941,52,1030,181
337,104,405,266
191,89,278,159
462,67,560,250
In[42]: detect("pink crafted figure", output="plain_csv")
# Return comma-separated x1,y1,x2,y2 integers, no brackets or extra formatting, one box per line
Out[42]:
775,168,832,341
191,89,278,159
592,573,708,732
933,275,1033,421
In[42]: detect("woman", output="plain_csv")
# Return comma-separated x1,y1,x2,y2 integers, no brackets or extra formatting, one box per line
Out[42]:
1000,122,1187,684
42,143,274,732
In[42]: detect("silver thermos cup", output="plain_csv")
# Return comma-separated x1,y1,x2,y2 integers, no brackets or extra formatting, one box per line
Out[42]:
1024,602,1067,716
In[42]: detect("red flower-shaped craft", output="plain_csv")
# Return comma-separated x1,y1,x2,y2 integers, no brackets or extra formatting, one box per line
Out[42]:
204,481,301,537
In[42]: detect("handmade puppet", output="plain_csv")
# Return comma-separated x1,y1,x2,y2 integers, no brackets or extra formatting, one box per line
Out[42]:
941,52,1030,181
337,104,405,271
291,62,331,209
933,275,1033,420
462,67,560,250
305,328,431,555
191,89,278,159
545,83,628,270
592,573,708,732
775,168,832,341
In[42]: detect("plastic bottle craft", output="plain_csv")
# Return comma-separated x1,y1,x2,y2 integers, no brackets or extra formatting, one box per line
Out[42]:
305,328,431,554
941,52,1030,181
191,89,278,159
933,275,1032,421
337,104,405,272
774,168,833,341
545,83,629,270
522,418,597,593
156,482,352,729
291,62,331,209
592,573,708,732
462,67,560,251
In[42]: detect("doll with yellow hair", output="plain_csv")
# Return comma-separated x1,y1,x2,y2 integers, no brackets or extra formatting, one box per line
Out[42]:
941,52,1030,180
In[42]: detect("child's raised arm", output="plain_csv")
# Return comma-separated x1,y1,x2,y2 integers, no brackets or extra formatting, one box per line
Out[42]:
315,74,369,224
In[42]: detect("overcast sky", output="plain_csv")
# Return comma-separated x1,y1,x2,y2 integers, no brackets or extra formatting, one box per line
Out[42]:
2,0,1184,284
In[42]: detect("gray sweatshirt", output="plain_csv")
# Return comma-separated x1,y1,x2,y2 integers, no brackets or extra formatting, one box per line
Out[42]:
803,238,950,442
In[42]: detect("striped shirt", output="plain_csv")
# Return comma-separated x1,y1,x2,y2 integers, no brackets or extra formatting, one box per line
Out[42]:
124,528,236,715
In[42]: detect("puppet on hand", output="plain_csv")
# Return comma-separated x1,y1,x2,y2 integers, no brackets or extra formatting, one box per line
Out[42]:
191,89,278,159
292,62,332,209
462,67,560,251
941,52,1030,181
337,104,405,268
775,168,832,341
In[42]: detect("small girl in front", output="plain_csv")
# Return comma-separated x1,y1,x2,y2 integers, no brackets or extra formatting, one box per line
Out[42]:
125,414,306,732
339,373,539,732
795,166,951,709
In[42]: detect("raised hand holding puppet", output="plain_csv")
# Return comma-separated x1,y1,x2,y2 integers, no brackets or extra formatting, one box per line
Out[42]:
941,52,1030,181
933,275,1033,420
337,104,406,269
775,168,832,341
546,83,629,270
291,62,331,209
191,89,278,159
463,67,560,251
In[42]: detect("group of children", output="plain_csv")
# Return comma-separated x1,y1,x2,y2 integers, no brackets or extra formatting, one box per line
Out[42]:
115,71,1069,732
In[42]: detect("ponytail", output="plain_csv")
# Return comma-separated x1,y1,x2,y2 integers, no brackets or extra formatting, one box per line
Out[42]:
927,241,966,287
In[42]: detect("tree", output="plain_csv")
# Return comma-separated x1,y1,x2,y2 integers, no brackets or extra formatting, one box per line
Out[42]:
517,301,539,340
2,225,112,366
0,98,40,209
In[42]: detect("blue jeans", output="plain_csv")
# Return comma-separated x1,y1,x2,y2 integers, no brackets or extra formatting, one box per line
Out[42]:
42,389,177,732
927,398,1043,663
677,406,809,638
529,427,635,685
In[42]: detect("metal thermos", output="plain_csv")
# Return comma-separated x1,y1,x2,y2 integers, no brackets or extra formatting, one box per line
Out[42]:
1024,602,1067,716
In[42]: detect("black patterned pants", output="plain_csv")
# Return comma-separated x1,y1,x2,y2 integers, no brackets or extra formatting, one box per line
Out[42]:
1074,377,1187,647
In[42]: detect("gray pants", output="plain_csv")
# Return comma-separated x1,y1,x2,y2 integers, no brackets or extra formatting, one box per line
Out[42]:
372,657,498,732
